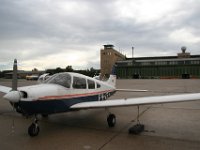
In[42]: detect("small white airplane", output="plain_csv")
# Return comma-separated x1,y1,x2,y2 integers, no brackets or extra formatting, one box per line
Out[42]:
37,73,50,83
0,59,200,137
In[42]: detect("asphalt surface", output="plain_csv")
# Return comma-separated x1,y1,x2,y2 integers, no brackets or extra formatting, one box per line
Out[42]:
0,79,200,150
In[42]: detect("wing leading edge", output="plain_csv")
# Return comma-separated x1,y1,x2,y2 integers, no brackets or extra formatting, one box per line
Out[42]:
70,93,200,109
0,85,12,94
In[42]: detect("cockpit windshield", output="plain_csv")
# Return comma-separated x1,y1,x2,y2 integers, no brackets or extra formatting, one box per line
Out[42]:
44,73,71,88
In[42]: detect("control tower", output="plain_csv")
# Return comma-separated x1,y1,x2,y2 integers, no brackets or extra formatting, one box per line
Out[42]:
100,44,126,78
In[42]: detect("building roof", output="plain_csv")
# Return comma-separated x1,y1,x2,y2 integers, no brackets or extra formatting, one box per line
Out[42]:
126,55,200,61
103,44,114,49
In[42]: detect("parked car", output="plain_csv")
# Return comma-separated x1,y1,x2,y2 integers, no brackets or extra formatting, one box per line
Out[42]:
26,75,39,80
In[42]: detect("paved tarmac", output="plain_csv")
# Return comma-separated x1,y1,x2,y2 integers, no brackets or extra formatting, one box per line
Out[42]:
0,79,200,150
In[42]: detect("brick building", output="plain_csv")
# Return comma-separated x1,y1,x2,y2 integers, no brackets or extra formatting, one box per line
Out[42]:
100,44,125,78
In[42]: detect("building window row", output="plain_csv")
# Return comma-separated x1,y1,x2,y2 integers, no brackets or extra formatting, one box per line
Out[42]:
136,60,200,66
103,52,112,55
191,60,200,64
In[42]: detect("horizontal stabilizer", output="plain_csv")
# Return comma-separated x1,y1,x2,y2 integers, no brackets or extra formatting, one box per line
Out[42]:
70,93,200,109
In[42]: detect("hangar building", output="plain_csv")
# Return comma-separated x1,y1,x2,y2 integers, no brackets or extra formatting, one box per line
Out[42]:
100,45,200,79
116,47,200,79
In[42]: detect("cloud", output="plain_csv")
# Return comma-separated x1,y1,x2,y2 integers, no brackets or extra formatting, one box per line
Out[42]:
0,0,200,70
115,0,183,23
20,50,99,70
169,28,200,44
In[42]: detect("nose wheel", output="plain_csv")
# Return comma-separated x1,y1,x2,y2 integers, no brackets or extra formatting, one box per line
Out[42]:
28,118,40,137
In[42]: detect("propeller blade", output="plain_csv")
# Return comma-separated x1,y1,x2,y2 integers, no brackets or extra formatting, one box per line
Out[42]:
3,59,21,102
12,59,18,91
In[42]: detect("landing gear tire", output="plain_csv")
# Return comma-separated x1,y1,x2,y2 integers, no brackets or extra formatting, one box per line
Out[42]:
107,114,116,127
28,123,40,137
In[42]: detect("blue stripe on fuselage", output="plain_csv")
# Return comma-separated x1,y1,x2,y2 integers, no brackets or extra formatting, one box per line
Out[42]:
18,91,116,115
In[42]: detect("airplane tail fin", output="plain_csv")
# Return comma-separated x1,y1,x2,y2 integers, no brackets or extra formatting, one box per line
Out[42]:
107,65,117,88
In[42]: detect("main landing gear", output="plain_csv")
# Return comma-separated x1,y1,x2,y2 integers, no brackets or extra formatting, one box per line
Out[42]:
107,114,116,127
28,116,40,137
129,105,145,134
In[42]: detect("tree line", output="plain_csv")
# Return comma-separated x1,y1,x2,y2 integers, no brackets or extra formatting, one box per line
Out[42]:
0,65,100,78
46,66,100,77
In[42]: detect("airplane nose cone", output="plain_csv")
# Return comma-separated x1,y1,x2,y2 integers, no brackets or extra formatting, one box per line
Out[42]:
3,91,21,102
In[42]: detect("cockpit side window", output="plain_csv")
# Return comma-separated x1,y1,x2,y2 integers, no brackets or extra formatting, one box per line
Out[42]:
73,77,86,89
97,83,101,88
46,73,71,88
87,79,95,89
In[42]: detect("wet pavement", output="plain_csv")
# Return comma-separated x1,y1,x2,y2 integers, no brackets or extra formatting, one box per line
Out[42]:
0,79,200,150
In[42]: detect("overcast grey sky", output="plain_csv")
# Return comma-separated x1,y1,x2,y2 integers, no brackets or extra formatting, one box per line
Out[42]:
0,0,200,70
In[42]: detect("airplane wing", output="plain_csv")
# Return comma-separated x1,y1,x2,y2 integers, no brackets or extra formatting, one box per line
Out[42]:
70,93,200,109
0,85,11,94
116,89,148,92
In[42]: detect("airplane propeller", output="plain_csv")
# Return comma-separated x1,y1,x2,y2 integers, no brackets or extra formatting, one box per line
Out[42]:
2,59,20,134
3,59,21,103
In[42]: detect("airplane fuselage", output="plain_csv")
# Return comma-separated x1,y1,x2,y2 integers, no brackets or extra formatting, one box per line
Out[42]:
14,72,116,116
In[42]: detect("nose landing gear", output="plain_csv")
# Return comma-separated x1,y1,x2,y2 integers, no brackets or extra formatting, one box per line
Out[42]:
28,117,40,137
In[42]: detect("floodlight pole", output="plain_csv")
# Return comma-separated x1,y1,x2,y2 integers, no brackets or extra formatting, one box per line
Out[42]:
132,47,134,58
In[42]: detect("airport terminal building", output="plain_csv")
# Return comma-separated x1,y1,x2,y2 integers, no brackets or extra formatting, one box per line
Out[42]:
101,45,200,79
